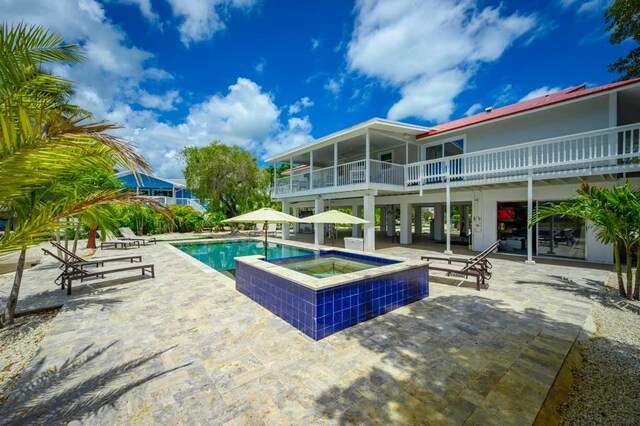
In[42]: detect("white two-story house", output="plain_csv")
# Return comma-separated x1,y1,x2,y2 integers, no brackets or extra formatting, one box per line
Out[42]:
267,79,640,264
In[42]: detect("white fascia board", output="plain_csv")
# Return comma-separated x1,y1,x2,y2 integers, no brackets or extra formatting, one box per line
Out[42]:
265,118,431,163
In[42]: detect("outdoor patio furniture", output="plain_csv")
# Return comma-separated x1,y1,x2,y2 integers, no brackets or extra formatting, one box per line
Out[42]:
118,227,157,245
51,242,142,267
100,239,141,250
43,248,155,295
428,256,491,291
421,240,499,279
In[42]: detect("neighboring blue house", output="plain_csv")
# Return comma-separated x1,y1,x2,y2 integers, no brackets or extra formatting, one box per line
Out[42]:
116,171,206,212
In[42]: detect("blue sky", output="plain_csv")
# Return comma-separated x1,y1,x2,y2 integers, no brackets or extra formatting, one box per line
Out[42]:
1,0,629,177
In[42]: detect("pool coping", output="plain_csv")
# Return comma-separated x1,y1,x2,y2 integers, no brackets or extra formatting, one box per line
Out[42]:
236,254,429,290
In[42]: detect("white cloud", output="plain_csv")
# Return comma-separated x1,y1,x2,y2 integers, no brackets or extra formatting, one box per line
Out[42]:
288,96,314,115
464,103,483,116
254,57,266,73
519,86,563,101
558,0,609,14
577,0,609,14
347,0,537,122
311,38,320,50
262,116,314,158
112,0,158,21
165,0,259,47
1,0,312,177
324,77,344,95
137,90,182,110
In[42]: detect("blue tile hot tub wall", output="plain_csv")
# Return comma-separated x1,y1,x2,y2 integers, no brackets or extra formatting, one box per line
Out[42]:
235,261,429,340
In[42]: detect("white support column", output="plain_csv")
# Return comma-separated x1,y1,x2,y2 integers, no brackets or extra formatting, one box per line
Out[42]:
309,150,314,190
414,206,422,235
405,140,409,164
282,201,290,240
314,198,325,246
363,194,375,252
445,182,453,255
352,204,361,237
334,143,338,187
289,158,293,193
365,129,370,184
273,162,276,189
400,201,412,244
380,206,387,233
387,206,396,237
609,92,618,161
526,176,535,264
293,207,300,234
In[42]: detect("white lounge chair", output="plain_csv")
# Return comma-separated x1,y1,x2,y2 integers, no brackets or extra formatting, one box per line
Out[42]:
117,227,157,245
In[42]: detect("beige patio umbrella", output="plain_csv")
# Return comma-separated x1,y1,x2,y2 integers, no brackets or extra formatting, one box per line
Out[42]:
304,210,369,247
223,208,304,258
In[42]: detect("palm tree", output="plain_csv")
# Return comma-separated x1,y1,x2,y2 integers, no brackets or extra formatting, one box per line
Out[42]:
0,24,150,326
530,182,640,300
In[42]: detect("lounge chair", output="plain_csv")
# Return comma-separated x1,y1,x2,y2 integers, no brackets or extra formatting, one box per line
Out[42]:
117,227,157,245
266,223,278,237
421,240,499,278
428,257,491,291
51,242,142,267
43,249,154,295
100,239,141,250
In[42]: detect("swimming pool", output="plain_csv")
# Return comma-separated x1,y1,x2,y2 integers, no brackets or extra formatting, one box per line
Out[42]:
174,240,314,273
270,252,399,278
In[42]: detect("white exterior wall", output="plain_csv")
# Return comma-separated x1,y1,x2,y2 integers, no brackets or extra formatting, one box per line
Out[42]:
374,177,640,264
422,95,611,154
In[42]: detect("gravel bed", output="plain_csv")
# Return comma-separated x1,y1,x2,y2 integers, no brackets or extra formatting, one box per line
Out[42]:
0,309,59,406
561,277,640,425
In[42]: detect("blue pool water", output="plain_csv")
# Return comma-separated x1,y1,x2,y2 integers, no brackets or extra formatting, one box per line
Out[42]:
175,240,315,272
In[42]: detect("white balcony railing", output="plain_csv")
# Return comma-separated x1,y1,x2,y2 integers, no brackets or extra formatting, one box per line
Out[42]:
271,124,640,198
407,123,640,188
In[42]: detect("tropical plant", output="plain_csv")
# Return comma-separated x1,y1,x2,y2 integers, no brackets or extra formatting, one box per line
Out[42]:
203,211,227,231
530,183,640,300
0,24,150,326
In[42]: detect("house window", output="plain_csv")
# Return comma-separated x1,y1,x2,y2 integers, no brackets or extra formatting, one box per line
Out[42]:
379,151,393,163
422,138,465,160
153,189,173,197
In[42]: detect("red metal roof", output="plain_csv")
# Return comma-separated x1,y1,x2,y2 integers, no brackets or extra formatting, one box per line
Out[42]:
419,78,640,139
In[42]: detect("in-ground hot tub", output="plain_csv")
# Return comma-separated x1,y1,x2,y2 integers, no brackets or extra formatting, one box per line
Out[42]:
235,249,429,340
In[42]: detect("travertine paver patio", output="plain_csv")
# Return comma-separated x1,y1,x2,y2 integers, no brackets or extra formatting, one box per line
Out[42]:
0,240,609,425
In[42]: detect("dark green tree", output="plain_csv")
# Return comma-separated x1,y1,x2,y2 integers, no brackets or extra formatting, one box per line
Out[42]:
180,142,267,217
606,0,640,79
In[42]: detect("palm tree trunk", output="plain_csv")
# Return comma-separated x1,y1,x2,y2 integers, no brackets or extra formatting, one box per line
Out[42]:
1,247,26,327
72,220,80,254
625,243,633,301
614,243,626,298
54,228,62,258
634,245,640,300
87,228,97,249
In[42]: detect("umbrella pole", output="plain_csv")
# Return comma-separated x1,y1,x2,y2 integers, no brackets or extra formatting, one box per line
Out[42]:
264,221,268,259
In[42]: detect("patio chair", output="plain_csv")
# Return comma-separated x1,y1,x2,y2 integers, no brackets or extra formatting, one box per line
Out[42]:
118,227,157,245
428,256,491,291
249,223,265,237
51,242,142,267
43,248,154,295
266,223,278,237
100,239,141,250
421,240,499,278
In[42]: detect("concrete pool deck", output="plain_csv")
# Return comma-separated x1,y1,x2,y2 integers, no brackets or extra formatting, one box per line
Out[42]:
0,239,609,424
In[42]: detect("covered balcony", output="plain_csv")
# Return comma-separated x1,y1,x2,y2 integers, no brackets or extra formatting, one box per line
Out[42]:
269,119,431,198
272,123,640,199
